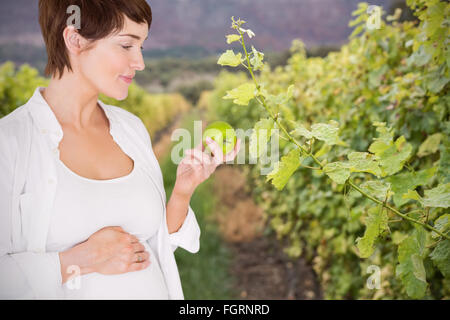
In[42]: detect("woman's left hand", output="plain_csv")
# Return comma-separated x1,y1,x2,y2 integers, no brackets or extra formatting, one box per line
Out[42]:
173,137,241,198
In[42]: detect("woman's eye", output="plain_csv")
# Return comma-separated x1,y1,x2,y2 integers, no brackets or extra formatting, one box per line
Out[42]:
121,45,144,51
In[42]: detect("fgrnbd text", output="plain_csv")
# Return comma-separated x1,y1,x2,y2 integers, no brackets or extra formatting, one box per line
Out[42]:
224,304,270,315
179,304,270,317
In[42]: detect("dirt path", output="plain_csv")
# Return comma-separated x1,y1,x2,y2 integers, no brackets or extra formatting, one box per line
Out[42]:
152,110,323,300
212,166,323,300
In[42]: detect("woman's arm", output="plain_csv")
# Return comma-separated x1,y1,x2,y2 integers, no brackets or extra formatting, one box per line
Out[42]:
0,124,65,298
166,185,192,234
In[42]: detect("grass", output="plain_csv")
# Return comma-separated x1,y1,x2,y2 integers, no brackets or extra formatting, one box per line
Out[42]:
158,109,238,299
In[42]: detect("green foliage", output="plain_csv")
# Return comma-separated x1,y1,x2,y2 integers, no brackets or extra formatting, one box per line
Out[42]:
223,82,256,105
210,1,450,299
217,50,243,67
249,118,275,158
175,80,214,106
0,61,48,117
396,226,428,299
429,240,450,278
356,206,389,259
386,167,437,207
266,147,303,191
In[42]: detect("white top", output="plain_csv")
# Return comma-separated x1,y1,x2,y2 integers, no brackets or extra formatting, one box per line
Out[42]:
0,86,201,299
47,157,169,299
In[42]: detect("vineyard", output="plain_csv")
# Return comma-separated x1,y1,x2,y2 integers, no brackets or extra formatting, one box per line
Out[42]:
207,0,449,299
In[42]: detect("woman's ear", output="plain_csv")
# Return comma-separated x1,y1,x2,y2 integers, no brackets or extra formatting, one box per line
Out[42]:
63,25,91,55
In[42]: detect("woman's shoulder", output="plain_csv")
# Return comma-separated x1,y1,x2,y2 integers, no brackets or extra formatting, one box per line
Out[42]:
0,104,31,145
0,103,30,129
0,104,31,168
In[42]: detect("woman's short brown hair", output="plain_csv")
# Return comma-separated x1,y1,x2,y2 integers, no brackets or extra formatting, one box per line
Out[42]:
38,0,152,79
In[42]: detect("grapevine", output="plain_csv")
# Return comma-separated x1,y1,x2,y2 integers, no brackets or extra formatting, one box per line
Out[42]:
215,1,449,299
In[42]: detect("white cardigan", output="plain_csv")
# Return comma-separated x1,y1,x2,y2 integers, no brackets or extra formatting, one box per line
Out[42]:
0,86,201,299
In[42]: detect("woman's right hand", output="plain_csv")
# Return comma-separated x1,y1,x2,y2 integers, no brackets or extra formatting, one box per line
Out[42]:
59,226,150,284
88,226,151,275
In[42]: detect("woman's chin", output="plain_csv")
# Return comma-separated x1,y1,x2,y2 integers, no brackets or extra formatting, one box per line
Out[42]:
102,87,129,101
116,92,129,101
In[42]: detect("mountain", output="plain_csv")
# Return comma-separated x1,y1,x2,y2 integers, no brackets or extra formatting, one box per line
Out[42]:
147,0,394,51
0,0,395,55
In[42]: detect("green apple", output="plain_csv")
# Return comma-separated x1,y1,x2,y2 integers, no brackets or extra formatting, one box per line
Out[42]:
202,121,237,155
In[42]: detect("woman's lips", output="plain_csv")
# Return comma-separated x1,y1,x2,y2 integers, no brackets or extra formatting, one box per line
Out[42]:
119,75,133,84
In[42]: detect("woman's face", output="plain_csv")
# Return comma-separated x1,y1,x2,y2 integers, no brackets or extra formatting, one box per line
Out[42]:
77,16,148,101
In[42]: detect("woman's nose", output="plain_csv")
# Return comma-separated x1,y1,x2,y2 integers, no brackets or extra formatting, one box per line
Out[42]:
132,52,145,71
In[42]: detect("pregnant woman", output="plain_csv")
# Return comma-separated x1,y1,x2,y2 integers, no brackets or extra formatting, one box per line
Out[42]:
0,0,240,299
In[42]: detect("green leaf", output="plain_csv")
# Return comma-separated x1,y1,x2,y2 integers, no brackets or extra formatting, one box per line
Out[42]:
374,136,413,176
250,46,265,70
396,227,428,299
226,34,241,44
249,118,275,159
217,50,243,67
369,141,391,155
356,206,389,258
407,45,432,67
368,123,394,155
417,133,443,157
429,240,450,278
223,82,256,106
431,214,450,239
239,27,255,39
421,183,450,208
291,123,313,140
426,74,450,93
349,12,366,26
266,85,295,107
347,152,382,177
310,120,346,146
402,189,422,202
392,231,408,245
386,167,437,207
323,162,351,185
351,2,368,16
438,135,450,183
314,143,331,159
266,148,303,190
360,180,392,201
350,24,364,39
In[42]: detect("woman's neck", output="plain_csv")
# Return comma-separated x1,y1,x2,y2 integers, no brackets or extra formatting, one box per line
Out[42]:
41,71,102,131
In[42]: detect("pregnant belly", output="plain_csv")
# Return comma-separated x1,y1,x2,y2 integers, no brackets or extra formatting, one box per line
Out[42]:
63,242,169,300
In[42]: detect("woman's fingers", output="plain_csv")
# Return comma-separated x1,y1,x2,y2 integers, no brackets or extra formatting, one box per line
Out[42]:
184,149,206,165
132,242,145,253
224,138,241,162
133,250,149,263
129,259,151,272
127,251,151,272
185,147,213,163
184,137,241,167
205,138,225,164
